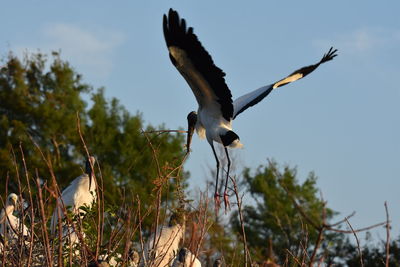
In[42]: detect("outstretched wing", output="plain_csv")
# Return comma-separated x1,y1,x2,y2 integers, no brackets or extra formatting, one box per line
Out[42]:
163,8,233,121
233,47,338,119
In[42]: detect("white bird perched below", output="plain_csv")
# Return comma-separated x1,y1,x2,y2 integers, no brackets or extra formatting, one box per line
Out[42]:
172,248,202,267
50,156,97,238
0,193,30,241
163,9,338,208
141,212,185,267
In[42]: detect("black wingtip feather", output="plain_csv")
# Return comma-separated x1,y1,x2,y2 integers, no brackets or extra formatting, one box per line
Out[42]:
320,47,338,63
163,8,234,121
162,14,169,44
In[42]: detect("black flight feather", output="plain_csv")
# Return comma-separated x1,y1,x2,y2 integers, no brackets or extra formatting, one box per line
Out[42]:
163,8,234,121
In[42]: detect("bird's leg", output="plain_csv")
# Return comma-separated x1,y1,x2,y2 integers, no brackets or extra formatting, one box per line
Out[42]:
223,147,231,211
210,143,221,210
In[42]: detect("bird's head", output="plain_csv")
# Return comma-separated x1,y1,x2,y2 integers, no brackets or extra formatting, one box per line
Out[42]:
168,210,186,227
7,193,18,207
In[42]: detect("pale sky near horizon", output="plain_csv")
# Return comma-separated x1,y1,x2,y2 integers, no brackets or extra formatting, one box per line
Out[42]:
1,1,399,242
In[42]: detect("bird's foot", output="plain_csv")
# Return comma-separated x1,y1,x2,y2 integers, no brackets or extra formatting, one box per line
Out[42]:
223,192,231,212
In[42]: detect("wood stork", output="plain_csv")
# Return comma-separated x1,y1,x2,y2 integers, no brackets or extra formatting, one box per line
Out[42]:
141,212,185,267
163,9,337,208
172,247,202,267
0,193,30,240
50,156,96,238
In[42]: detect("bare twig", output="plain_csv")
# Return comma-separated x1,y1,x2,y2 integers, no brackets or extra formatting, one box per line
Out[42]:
309,199,328,266
192,193,213,267
230,176,252,267
35,173,53,267
10,146,26,267
76,112,102,260
308,228,324,266
19,144,35,267
137,196,148,267
329,211,356,227
345,218,364,267
326,221,387,234
142,129,188,135
286,249,304,266
384,201,390,267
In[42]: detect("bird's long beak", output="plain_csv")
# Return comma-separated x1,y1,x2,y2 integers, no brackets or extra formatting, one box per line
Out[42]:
186,111,197,154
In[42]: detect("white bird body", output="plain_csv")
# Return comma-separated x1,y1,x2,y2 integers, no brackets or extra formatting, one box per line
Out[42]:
51,157,96,236
142,224,184,267
59,173,96,212
172,248,202,267
163,9,337,207
0,193,29,240
197,108,242,149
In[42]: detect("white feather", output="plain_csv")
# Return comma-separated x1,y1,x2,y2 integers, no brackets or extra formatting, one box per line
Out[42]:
141,224,184,267
232,85,273,119
51,157,97,237
0,193,29,240
50,173,96,235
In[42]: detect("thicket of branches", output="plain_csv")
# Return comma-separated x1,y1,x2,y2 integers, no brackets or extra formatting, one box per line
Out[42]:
0,51,186,206
0,52,398,266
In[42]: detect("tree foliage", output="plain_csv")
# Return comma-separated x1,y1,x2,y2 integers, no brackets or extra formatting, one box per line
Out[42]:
340,237,400,267
0,51,186,208
231,160,341,263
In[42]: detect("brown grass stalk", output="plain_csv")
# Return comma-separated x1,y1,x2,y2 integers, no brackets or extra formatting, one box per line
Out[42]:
35,173,53,267
18,144,35,267
384,201,390,267
230,176,252,267
345,218,364,267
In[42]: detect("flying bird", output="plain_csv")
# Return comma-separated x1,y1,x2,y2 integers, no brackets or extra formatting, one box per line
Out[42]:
0,193,30,241
50,156,97,238
163,8,337,208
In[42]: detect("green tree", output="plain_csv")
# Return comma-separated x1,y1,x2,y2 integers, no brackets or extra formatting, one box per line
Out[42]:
0,51,186,210
341,236,400,267
230,160,342,264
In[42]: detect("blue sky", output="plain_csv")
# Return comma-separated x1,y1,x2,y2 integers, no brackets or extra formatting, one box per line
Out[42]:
2,2,399,241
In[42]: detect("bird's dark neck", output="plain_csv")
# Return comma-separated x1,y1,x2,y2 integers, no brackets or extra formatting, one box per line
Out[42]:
85,161,92,177
85,159,94,190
